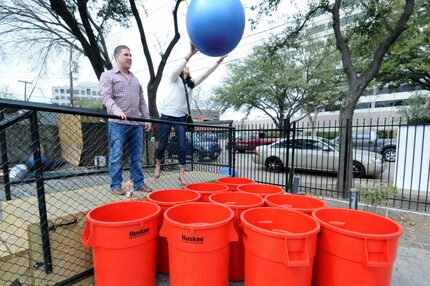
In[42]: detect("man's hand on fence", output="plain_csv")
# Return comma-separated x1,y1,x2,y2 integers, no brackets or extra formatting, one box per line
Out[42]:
144,122,152,132
115,111,127,120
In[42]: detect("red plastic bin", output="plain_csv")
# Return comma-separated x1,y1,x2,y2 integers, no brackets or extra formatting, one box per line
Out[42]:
81,201,161,286
185,182,229,201
216,177,255,191
146,189,201,274
312,208,403,286
265,193,327,215
209,191,264,281
241,207,320,286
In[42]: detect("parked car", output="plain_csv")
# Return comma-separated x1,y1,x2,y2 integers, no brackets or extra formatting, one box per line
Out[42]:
253,136,383,178
166,132,221,161
232,131,279,153
334,130,396,162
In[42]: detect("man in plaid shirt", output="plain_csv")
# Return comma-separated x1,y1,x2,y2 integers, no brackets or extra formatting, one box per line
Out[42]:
100,45,152,195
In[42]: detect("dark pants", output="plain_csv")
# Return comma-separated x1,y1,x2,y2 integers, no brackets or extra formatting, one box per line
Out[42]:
155,114,187,167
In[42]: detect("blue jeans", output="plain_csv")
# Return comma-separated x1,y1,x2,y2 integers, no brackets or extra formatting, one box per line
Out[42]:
108,122,145,190
155,114,187,167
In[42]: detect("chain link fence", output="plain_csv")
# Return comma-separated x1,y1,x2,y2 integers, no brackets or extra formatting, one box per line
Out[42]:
0,100,234,285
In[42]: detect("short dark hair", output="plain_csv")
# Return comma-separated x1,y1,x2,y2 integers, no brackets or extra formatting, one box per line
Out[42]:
114,45,130,59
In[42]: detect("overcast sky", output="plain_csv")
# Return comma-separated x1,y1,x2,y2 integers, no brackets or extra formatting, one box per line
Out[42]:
0,0,298,120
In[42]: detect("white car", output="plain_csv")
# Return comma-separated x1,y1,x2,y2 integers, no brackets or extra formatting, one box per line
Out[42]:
253,136,383,177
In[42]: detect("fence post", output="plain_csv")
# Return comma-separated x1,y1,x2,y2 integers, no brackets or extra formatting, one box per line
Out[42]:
291,177,300,194
289,121,297,192
0,108,12,200
349,188,359,210
30,110,53,274
284,117,291,192
340,118,352,199
227,124,236,177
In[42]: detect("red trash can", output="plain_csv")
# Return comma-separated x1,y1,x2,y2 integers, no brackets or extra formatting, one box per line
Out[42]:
237,183,283,198
185,182,229,201
241,207,320,286
146,189,201,274
159,202,238,286
312,208,403,286
209,191,265,281
265,193,327,215
216,177,255,191
81,201,161,286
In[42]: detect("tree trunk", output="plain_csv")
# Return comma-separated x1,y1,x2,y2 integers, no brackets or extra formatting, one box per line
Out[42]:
147,83,159,119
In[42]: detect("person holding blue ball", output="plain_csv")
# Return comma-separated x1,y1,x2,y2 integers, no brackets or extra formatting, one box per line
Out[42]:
154,43,226,185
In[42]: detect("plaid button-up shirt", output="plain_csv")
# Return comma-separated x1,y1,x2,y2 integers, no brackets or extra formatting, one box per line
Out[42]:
100,68,150,125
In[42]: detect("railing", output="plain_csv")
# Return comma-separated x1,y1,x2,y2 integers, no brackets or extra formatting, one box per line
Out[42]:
234,117,429,212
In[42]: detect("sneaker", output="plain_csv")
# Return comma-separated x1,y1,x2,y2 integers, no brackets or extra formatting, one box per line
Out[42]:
112,188,125,195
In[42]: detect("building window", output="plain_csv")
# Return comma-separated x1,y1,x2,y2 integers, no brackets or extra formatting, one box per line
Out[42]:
54,89,59,93
60,89,65,94
92,91,97,96
355,102,371,109
66,89,70,94
86,89,91,95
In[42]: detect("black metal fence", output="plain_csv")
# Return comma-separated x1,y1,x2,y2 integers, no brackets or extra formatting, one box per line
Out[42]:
234,118,430,212
0,99,233,285
0,99,429,285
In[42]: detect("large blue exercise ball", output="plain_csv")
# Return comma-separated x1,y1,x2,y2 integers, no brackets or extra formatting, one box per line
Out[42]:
186,0,245,57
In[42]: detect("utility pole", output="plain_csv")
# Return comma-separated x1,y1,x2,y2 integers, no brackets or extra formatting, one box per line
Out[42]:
18,80,32,101
69,44,74,107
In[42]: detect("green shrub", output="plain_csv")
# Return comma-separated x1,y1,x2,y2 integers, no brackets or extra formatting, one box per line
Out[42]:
359,184,398,213
316,131,339,139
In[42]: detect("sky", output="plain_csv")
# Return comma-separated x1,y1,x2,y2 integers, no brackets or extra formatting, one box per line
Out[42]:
0,0,299,121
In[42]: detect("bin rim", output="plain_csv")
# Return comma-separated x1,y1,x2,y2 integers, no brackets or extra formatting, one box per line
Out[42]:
208,192,265,210
312,207,403,239
185,182,229,194
86,200,161,227
216,177,255,185
147,189,202,206
237,183,283,194
265,193,327,212
163,202,235,230
240,207,320,238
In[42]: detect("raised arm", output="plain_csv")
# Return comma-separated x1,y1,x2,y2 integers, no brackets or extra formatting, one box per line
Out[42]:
193,55,227,87
169,43,198,82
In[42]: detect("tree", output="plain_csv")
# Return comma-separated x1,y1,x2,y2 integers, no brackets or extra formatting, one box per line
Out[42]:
400,92,430,123
213,37,340,129
191,87,218,119
252,0,415,196
0,0,117,76
0,85,16,99
0,0,187,117
376,0,429,91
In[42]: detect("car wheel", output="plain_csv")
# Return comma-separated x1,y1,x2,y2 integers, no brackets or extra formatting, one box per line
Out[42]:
265,157,284,173
352,161,366,178
382,148,396,162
